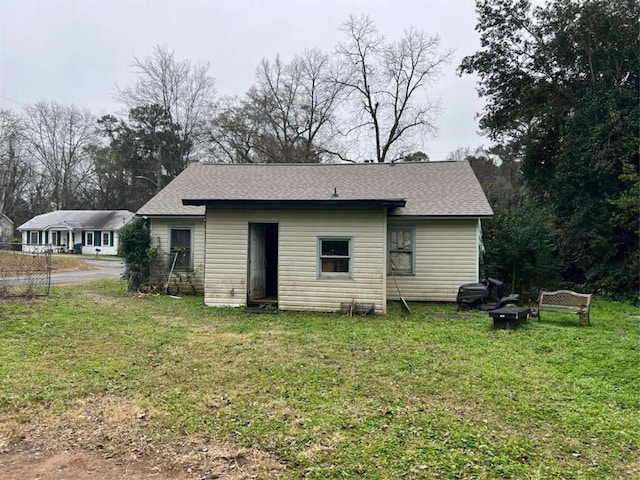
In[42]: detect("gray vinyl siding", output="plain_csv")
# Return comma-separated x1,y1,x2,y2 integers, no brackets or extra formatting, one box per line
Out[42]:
149,217,206,292
204,209,387,313
387,219,479,302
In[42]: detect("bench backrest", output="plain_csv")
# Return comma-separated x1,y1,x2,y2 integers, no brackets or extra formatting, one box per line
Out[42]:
539,290,592,310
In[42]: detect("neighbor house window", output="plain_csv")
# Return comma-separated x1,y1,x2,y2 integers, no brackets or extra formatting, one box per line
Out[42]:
388,226,415,275
30,231,38,244
318,237,352,276
170,227,193,270
103,232,110,246
86,232,94,245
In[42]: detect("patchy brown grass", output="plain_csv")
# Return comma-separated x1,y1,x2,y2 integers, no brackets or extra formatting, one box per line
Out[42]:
1,395,285,480
51,255,98,273
0,251,96,274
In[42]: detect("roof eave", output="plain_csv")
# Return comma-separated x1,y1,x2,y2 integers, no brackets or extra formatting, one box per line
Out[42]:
136,213,206,218
389,213,493,220
182,199,407,209
388,213,494,219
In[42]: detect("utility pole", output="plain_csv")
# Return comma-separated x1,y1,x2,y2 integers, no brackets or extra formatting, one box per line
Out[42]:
0,138,14,216
156,144,162,193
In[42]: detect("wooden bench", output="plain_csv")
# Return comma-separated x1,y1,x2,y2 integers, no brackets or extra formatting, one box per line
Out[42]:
532,290,592,326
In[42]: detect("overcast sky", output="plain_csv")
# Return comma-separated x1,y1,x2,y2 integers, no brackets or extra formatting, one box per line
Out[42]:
0,0,489,159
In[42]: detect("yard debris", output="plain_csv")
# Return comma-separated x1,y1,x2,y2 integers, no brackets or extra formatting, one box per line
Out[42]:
1,395,285,479
340,300,375,316
244,304,277,314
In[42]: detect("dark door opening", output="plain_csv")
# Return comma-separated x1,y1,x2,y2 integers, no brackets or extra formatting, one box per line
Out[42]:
264,224,278,298
248,223,278,305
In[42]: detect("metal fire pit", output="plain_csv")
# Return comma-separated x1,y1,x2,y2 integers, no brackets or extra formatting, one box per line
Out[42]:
489,307,530,330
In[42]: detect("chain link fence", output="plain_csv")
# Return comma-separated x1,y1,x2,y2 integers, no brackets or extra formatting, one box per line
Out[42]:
0,244,52,297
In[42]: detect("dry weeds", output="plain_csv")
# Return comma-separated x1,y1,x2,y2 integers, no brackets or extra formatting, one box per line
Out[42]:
1,395,285,480
0,251,97,274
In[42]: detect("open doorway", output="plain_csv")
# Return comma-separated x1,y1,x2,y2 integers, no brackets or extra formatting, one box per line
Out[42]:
247,223,278,305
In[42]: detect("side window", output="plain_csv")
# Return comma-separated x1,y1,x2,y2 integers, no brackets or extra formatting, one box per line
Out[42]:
388,226,415,275
103,232,110,246
30,231,38,244
86,232,94,246
318,237,352,276
170,227,193,270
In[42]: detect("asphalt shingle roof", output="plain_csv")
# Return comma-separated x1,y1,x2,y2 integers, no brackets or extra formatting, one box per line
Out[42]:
18,210,135,231
137,161,493,218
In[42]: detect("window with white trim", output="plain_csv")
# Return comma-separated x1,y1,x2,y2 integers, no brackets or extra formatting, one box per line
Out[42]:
388,226,415,275
86,232,94,246
318,237,352,276
170,227,193,270
103,232,110,246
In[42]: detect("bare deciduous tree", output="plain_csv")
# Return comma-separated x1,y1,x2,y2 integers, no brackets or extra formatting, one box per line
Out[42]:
209,49,346,163
288,48,350,161
0,109,48,227
208,96,258,163
336,15,452,162
0,110,20,215
21,102,96,210
117,45,216,164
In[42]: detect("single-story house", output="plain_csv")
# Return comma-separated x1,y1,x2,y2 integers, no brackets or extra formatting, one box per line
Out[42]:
136,171,207,292
137,161,492,313
18,210,135,255
0,213,14,244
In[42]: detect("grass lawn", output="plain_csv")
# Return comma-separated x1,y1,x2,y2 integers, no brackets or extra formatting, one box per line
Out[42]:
0,280,639,479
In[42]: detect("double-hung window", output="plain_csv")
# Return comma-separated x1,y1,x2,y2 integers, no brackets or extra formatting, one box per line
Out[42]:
170,227,193,270
388,226,415,275
318,237,352,277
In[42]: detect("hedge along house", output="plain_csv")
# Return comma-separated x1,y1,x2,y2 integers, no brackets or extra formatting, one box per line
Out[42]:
138,161,492,313
18,210,135,255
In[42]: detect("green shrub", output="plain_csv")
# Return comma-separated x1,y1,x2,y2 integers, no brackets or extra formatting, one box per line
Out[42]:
118,218,151,291
482,193,560,300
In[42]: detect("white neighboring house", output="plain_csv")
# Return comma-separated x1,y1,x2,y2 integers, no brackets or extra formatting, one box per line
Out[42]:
18,210,135,255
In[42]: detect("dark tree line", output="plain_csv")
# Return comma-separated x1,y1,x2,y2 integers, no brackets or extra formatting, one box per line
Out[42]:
460,0,639,300
450,147,561,300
